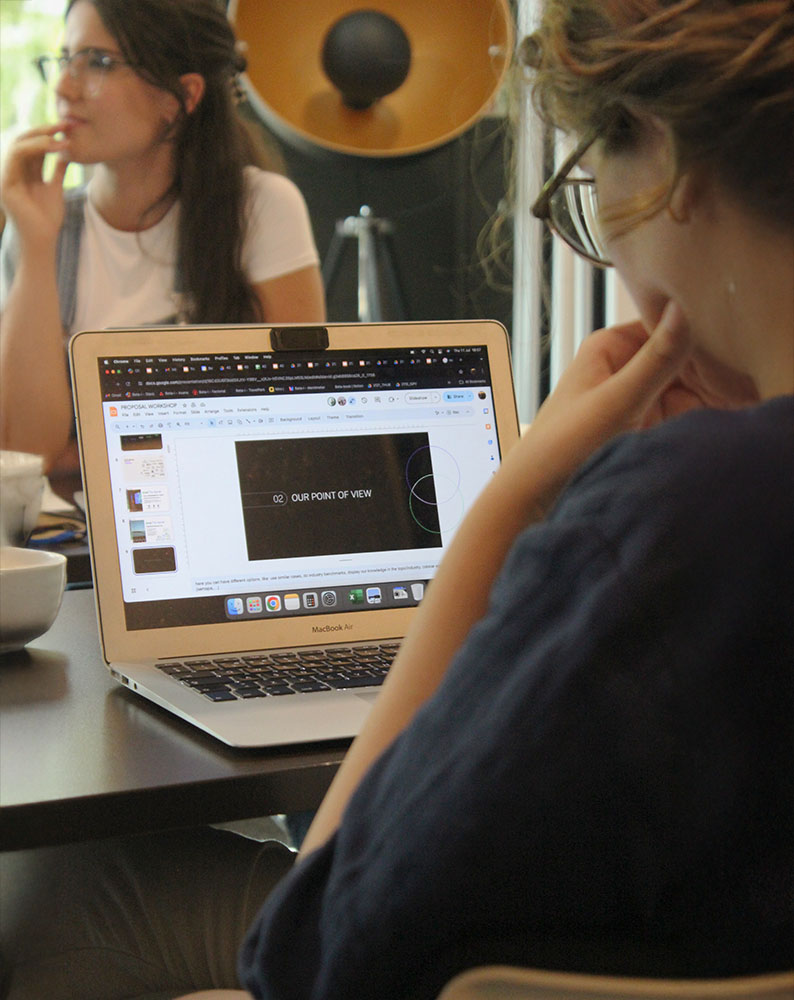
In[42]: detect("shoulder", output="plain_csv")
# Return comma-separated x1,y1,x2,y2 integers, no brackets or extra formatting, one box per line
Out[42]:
243,166,310,214
488,397,793,676
593,394,791,476
552,397,794,550
240,167,319,279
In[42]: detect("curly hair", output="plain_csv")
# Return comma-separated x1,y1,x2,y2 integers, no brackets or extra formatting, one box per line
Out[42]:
525,0,794,230
66,0,285,322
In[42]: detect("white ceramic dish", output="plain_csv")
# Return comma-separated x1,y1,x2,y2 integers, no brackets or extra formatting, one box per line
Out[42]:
0,546,67,654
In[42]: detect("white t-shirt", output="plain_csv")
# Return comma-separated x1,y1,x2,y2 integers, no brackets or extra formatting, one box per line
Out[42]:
71,167,319,335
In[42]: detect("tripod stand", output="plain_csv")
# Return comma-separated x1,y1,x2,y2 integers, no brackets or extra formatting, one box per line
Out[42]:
322,206,409,322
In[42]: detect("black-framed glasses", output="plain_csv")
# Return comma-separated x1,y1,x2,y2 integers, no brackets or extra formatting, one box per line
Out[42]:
33,47,132,98
531,128,613,268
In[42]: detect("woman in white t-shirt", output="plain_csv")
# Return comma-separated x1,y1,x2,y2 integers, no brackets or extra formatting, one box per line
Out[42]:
0,0,326,473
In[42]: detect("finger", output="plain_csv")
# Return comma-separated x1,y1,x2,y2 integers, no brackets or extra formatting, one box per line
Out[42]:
5,134,70,176
16,133,71,156
603,300,693,415
13,122,71,141
646,300,692,366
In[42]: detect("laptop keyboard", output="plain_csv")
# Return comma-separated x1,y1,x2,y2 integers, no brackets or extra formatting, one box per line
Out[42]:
156,642,400,702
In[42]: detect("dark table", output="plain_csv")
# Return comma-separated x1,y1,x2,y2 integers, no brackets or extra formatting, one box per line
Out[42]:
0,589,349,851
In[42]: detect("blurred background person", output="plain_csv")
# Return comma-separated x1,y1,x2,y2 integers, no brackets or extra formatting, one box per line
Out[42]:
0,0,325,479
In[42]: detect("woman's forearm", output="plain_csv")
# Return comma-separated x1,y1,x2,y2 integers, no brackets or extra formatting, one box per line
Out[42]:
0,126,73,469
0,247,73,470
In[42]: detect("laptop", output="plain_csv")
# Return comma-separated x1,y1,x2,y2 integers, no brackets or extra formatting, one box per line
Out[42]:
70,320,519,747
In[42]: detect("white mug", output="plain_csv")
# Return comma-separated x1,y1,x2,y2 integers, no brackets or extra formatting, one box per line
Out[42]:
0,451,45,547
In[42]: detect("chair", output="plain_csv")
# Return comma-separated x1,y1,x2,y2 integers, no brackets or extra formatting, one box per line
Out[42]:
171,968,794,999
172,992,250,999
437,967,794,1000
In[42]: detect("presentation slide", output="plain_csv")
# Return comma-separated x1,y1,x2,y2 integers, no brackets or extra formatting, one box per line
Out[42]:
235,432,443,560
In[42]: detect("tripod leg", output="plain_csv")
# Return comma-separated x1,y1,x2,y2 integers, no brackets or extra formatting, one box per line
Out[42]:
378,232,409,320
321,230,347,291
358,222,383,322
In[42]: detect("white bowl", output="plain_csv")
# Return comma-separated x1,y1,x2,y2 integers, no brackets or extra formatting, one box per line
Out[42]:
0,547,67,654
0,450,45,547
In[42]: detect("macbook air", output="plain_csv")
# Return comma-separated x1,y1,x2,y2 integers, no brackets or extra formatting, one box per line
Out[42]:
70,320,519,747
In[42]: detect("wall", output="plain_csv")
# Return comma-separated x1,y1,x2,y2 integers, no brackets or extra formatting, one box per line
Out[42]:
248,109,514,330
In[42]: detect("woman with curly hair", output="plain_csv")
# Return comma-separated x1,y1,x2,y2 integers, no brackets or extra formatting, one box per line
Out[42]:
241,1,792,994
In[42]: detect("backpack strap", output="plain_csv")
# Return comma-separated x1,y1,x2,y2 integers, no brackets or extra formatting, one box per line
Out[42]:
55,187,87,332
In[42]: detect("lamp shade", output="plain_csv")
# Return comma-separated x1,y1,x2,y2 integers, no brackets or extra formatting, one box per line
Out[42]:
229,0,514,158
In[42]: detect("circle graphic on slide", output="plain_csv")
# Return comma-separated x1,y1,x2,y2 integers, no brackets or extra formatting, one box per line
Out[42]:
405,445,465,534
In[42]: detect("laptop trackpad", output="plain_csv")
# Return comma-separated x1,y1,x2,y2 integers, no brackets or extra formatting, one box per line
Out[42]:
355,692,381,705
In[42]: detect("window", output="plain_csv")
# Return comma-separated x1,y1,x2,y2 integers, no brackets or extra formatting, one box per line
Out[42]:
1,0,85,188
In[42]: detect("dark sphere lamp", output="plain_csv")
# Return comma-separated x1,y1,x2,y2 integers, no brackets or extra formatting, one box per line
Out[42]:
322,10,411,110
229,0,514,158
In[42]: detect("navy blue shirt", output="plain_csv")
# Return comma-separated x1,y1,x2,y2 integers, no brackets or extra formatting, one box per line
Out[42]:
240,398,794,1000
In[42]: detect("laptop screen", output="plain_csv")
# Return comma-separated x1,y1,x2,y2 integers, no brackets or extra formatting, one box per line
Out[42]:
96,342,504,632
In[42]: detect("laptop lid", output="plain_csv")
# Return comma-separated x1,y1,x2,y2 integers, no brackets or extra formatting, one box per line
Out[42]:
70,321,519,668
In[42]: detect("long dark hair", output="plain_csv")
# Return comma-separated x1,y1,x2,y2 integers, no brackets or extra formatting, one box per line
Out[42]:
66,0,282,322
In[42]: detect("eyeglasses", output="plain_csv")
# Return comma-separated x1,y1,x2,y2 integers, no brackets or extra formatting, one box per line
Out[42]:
531,128,613,268
33,47,132,98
